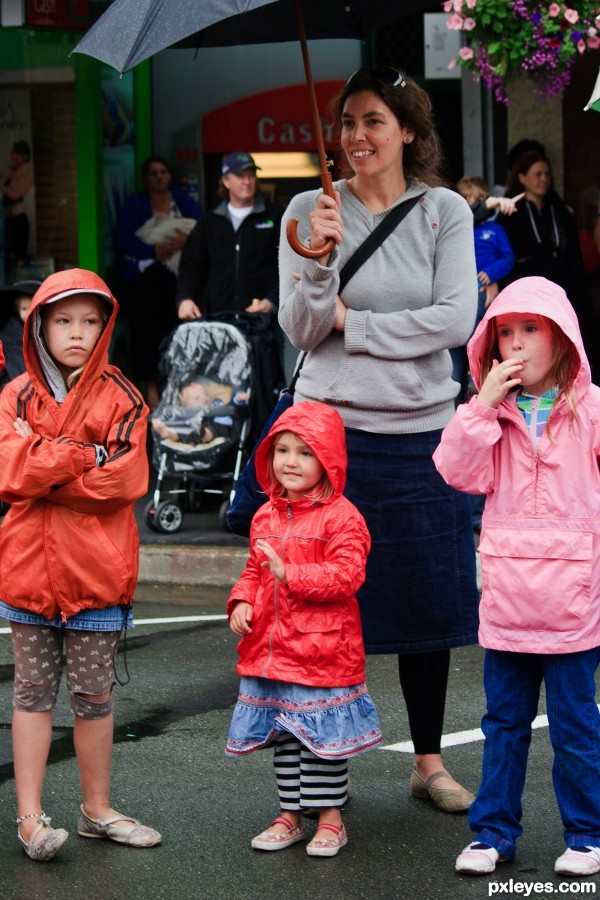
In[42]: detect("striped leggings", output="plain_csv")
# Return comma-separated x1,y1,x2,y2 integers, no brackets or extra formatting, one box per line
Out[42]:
273,733,348,811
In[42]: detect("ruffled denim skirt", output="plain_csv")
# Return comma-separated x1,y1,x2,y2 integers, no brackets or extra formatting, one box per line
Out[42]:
226,676,382,760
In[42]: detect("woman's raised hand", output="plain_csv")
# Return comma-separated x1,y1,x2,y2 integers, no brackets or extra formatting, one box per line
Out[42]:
308,191,344,258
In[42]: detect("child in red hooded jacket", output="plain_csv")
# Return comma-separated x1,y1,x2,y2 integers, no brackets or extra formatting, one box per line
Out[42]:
226,400,382,858
0,269,160,861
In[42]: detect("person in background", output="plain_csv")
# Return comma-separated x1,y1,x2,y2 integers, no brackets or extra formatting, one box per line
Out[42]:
0,269,160,861
176,152,284,435
434,277,600,878
0,279,41,389
114,155,201,408
452,176,516,407
1,140,35,275
226,401,381,858
278,66,480,813
496,151,585,314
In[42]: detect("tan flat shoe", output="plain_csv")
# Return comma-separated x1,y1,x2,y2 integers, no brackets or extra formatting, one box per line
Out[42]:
77,805,161,847
410,768,474,813
17,813,69,861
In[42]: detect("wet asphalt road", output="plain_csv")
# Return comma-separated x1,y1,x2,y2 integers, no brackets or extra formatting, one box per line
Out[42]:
1,583,598,900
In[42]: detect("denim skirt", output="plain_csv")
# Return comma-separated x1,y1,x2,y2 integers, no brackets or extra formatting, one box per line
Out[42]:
344,428,479,654
226,676,383,760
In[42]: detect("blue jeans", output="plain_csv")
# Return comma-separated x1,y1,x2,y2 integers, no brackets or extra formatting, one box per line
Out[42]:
469,647,600,858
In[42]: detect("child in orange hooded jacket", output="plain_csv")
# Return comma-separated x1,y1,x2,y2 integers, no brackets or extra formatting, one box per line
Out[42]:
0,269,160,861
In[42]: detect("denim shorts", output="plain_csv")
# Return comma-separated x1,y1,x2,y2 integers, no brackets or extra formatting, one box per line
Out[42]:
0,599,133,631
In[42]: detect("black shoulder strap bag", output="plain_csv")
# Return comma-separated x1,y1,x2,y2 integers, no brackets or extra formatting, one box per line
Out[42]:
226,191,425,536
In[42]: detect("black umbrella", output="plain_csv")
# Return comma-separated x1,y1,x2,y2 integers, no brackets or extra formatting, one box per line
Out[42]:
74,0,436,256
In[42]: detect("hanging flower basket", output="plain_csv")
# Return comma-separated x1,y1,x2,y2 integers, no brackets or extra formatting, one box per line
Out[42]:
443,1,600,105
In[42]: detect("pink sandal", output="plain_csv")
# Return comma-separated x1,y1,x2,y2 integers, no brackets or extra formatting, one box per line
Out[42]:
251,815,305,851
306,822,348,857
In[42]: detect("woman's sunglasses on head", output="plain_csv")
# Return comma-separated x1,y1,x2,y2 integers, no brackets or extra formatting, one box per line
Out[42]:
346,67,407,89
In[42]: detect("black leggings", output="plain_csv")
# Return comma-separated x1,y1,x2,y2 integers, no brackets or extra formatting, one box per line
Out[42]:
398,649,450,755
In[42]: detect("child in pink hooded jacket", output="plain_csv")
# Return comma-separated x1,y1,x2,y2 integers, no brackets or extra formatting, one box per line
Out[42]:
434,276,600,878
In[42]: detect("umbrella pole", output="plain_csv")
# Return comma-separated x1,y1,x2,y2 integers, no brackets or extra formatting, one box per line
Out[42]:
286,0,336,258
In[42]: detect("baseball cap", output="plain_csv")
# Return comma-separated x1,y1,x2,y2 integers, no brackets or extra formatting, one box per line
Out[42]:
221,152,261,176
0,279,42,302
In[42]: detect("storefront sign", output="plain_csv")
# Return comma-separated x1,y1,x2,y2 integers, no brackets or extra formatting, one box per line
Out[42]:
202,81,345,153
27,0,111,29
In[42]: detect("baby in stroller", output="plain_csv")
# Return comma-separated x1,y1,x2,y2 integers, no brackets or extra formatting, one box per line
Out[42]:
152,377,248,450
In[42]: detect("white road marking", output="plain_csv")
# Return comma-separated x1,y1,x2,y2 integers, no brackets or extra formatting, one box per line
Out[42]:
382,705,600,752
0,614,228,635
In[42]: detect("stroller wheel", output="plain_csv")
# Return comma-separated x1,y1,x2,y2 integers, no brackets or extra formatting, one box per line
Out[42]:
218,499,230,530
144,500,160,531
153,501,184,534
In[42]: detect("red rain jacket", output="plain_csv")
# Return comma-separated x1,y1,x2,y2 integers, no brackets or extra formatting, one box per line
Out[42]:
227,401,370,687
0,269,148,621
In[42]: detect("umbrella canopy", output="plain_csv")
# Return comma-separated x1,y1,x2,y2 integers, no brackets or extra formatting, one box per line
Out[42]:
73,0,433,75
74,0,435,257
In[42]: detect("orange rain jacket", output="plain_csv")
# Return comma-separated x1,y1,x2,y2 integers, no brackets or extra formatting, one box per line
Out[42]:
0,269,148,621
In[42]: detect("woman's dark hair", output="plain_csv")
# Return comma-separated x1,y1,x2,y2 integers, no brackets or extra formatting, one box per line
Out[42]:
141,155,172,179
12,140,31,161
506,150,552,196
331,68,445,187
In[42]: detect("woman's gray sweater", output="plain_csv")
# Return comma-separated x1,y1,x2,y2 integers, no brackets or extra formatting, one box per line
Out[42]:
278,179,478,433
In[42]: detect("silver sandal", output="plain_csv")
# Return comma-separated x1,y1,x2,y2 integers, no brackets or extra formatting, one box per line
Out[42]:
77,805,161,847
17,812,69,861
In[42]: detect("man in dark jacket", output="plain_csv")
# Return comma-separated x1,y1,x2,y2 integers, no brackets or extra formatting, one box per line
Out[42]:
176,152,284,433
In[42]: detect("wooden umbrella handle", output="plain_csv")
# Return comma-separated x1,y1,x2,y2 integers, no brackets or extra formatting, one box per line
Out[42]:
287,0,337,259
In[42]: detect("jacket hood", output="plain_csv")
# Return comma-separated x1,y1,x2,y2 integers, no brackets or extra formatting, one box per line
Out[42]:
254,401,347,499
23,269,117,400
467,276,588,393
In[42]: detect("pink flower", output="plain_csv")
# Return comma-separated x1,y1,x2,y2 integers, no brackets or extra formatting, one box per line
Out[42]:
465,0,477,8
462,17,476,30
446,12,465,30
577,38,587,52
587,35,600,48
442,1,454,11
458,46,475,60
452,0,463,10
548,3,561,16
564,8,579,24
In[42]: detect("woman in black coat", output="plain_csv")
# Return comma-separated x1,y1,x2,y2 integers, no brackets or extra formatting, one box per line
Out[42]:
497,151,585,317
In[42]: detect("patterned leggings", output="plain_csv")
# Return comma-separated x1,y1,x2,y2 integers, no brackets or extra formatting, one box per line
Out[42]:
11,623,120,719
273,733,349,811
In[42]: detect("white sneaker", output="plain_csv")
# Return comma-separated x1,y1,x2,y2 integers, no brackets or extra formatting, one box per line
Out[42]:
456,841,502,874
555,847,600,876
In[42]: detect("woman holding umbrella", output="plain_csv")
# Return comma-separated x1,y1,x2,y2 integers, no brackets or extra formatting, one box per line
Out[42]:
279,67,479,816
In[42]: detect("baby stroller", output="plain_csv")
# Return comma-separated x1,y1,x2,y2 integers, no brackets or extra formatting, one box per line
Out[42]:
145,319,253,533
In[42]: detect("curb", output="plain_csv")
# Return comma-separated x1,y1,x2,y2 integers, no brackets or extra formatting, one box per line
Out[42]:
138,545,247,587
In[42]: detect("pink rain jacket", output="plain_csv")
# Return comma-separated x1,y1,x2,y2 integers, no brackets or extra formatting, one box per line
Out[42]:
433,277,600,654
227,400,371,687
